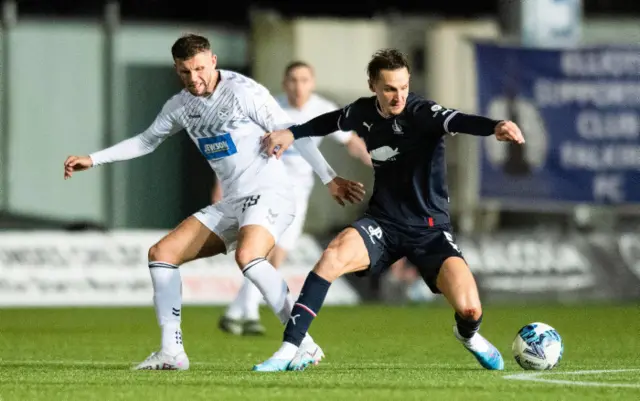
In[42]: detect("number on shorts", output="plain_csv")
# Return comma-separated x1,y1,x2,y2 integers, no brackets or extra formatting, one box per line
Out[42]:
443,231,461,253
242,195,261,212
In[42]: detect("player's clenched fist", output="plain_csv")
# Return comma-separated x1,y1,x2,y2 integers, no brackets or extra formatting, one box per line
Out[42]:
494,120,525,144
262,129,295,159
63,155,93,180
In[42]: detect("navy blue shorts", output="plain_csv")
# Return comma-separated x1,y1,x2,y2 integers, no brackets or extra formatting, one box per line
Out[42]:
351,215,464,293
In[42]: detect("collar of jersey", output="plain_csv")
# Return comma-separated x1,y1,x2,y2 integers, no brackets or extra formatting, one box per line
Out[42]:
201,70,223,100
375,98,394,119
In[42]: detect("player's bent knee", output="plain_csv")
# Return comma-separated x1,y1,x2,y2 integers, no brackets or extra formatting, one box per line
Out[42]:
450,292,482,320
148,242,181,266
234,225,276,268
235,242,268,270
438,257,483,320
457,306,483,321
234,247,264,269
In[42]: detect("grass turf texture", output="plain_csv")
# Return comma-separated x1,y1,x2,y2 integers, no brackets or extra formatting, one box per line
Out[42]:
0,304,638,400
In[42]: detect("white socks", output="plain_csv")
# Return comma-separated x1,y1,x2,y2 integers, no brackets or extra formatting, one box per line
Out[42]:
225,277,263,321
455,326,489,352
149,262,184,356
244,280,263,321
242,258,292,325
148,257,318,362
272,342,299,360
464,333,490,352
242,258,315,346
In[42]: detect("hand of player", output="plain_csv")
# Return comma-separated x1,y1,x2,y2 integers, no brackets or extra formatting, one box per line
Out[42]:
261,129,295,159
494,120,525,144
327,176,366,206
63,155,93,180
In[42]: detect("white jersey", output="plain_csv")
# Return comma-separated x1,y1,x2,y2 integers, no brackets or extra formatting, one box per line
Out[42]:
276,94,352,190
91,70,295,198
166,71,296,196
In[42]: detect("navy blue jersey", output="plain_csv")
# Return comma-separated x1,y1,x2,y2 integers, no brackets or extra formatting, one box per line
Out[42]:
290,92,500,228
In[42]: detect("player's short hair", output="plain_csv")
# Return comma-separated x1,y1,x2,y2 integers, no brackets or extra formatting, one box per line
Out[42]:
171,34,211,60
284,61,314,77
367,49,410,81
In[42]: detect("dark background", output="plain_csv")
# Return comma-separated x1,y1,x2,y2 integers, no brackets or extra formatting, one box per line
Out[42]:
13,0,640,25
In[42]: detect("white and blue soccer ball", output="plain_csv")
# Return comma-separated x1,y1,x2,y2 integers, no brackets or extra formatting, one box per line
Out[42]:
512,322,563,370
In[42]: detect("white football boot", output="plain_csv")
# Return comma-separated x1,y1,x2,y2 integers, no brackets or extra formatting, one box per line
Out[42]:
288,338,325,371
134,350,190,371
253,338,325,372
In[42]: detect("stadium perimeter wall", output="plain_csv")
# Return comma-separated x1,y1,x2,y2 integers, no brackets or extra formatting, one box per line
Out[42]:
0,229,638,307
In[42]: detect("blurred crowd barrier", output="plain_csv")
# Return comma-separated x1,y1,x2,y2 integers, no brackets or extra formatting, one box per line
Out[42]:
0,231,359,307
1,229,638,307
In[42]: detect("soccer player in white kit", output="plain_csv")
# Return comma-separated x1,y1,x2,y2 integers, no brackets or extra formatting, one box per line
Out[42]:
63,35,365,370
219,61,371,335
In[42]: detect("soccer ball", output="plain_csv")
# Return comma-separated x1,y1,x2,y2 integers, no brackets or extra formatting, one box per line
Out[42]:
512,322,563,370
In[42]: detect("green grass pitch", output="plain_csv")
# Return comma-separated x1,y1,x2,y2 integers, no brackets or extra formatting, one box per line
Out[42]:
0,304,638,400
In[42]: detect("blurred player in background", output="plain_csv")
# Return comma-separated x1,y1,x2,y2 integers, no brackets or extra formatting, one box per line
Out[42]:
63,34,364,370
256,49,525,372
218,61,371,336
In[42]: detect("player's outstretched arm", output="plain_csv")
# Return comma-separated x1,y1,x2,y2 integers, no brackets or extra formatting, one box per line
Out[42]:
449,114,524,144
289,110,343,138
421,102,524,144
262,110,344,159
63,133,161,180
63,96,183,180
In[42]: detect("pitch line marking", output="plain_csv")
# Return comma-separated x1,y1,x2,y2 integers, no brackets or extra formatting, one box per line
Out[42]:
504,369,640,388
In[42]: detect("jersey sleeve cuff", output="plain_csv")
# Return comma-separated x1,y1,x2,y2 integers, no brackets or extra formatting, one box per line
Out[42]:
320,167,337,185
89,153,103,167
290,124,313,139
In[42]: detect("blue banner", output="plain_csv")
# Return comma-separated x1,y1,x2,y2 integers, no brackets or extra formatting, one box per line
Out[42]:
475,43,640,205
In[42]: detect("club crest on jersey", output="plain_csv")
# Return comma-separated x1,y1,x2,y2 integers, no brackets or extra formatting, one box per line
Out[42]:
217,107,231,119
392,119,403,135
197,134,238,160
431,104,454,118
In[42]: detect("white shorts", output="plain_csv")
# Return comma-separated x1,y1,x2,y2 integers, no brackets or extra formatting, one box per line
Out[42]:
277,185,313,251
194,190,296,253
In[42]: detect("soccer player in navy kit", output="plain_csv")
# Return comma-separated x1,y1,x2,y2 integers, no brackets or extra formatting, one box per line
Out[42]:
254,49,525,372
